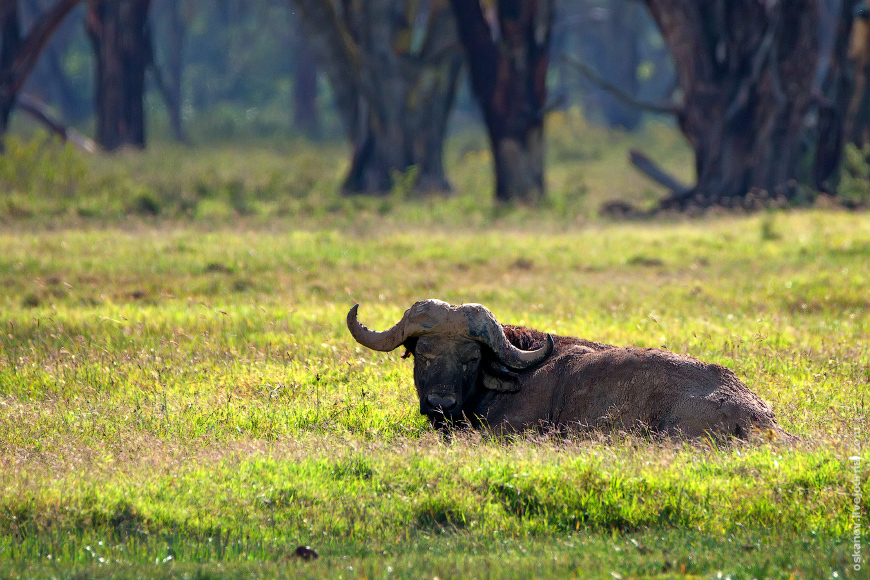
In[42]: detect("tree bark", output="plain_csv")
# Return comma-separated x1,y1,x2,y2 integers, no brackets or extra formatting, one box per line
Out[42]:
643,0,856,207
846,8,870,147
0,2,23,135
0,0,81,141
450,0,553,202
86,0,151,151
811,0,856,192
292,0,463,194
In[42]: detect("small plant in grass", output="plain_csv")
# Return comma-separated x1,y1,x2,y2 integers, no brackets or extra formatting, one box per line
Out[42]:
760,212,782,241
840,143,870,205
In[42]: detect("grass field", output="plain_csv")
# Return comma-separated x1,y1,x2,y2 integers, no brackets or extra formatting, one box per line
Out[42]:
0,118,868,579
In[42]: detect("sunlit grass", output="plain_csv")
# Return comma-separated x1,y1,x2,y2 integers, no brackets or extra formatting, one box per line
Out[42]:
0,122,867,578
2,108,693,226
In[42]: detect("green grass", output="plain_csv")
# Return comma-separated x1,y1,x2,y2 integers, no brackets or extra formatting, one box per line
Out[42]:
1,108,691,226
0,122,868,578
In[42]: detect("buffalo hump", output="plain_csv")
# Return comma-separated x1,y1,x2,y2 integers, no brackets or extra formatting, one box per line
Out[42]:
496,326,787,439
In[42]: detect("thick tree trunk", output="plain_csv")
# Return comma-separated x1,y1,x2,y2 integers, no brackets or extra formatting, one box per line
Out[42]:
846,10,870,147
292,0,463,194
811,0,856,192
450,0,553,202
344,0,461,193
87,0,151,151
0,0,81,141
644,0,856,207
0,2,22,136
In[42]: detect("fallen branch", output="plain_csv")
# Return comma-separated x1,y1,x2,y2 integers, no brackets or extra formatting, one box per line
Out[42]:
17,93,96,152
628,148,691,196
559,53,683,116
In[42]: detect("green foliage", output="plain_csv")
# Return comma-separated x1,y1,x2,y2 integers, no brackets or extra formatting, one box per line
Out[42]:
0,133,86,216
840,143,870,204
389,165,420,202
760,212,782,241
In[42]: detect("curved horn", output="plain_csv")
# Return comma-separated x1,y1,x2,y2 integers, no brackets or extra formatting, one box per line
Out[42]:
491,329,554,370
465,306,554,369
347,304,410,352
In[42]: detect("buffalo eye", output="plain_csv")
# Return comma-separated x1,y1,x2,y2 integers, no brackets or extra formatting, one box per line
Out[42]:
462,354,481,372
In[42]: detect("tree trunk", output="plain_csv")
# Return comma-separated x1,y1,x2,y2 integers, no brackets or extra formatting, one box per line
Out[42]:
292,0,463,194
344,0,462,193
846,9,870,147
0,2,23,135
644,0,856,207
293,15,320,139
450,0,553,202
811,0,856,192
0,0,81,141
86,0,151,151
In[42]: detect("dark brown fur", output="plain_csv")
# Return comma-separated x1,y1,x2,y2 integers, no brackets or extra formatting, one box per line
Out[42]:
502,325,614,353
460,325,791,439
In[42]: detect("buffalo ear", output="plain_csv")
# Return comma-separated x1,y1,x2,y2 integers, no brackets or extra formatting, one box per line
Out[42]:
401,337,419,359
482,361,520,393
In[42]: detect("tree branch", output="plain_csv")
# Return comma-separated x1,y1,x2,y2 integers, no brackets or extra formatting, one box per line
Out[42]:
448,0,499,102
559,52,682,116
628,148,691,196
9,0,82,96
17,93,96,152
724,16,779,123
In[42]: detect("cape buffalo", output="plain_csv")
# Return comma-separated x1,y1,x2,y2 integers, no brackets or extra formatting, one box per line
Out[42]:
347,299,791,439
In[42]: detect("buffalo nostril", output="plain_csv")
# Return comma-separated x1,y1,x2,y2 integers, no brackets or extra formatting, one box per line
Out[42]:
426,395,457,411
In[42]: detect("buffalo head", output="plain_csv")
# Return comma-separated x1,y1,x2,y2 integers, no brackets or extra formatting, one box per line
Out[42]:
347,300,554,424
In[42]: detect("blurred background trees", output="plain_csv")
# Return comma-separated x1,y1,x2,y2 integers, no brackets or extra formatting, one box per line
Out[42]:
87,0,151,150
643,0,857,207
450,0,553,202
291,0,463,194
2,0,870,208
0,0,81,141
